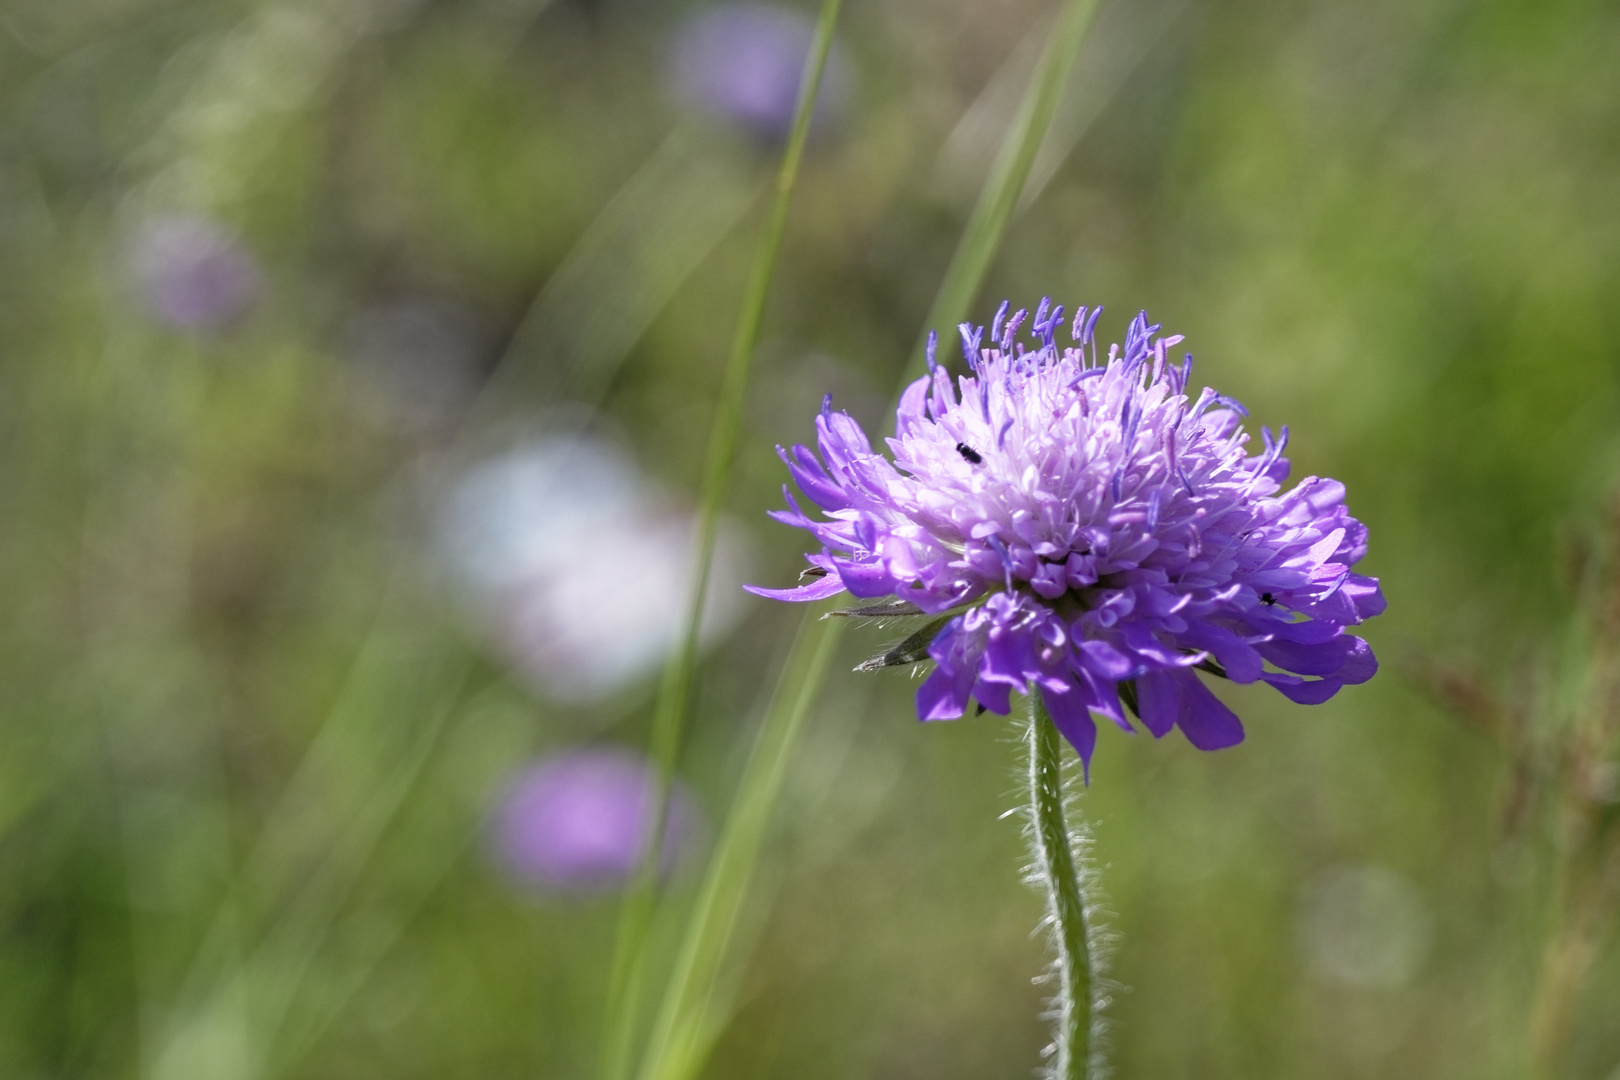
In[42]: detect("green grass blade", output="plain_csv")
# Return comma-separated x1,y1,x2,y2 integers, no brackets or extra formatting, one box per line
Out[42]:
598,0,847,1075
904,0,1104,385
148,632,472,1080
634,614,845,1080
622,3,1109,1076
485,131,760,408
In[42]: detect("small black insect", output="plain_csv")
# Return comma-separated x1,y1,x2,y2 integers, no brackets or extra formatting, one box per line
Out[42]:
1260,592,1278,606
955,442,982,464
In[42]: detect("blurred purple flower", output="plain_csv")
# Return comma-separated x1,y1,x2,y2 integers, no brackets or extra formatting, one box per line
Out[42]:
490,748,701,894
669,3,851,140
129,214,262,330
749,301,1385,774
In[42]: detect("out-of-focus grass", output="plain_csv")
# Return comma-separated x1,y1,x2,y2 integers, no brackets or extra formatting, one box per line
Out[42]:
0,0,1616,1078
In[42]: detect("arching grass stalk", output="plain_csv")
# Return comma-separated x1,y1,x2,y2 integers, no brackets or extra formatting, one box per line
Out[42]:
635,613,844,1080
1026,693,1100,1080
903,0,1102,384
598,0,846,1076
1523,506,1620,1080
618,1,1112,1077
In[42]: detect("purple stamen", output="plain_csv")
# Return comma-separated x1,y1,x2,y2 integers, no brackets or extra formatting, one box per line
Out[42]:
1039,304,1064,351
959,322,984,372
986,534,1016,589
1001,308,1028,352
1082,305,1103,345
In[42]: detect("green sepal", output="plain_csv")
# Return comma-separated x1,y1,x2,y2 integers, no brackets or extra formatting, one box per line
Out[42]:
853,613,957,672
825,598,926,618
1118,678,1140,719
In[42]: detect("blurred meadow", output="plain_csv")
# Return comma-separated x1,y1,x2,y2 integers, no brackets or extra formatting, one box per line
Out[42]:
1,0,1619,1077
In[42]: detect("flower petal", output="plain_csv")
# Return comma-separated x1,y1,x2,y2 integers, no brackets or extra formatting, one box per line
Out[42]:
1138,669,1244,749
743,575,848,602
1172,670,1245,750
917,665,972,720
1179,622,1263,683
1135,670,1179,739
974,679,1013,715
1261,672,1344,705
1077,638,1136,680
1041,685,1098,778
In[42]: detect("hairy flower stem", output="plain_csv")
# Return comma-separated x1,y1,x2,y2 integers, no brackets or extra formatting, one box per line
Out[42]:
603,0,1108,1072
1027,693,1094,1080
598,1,844,1076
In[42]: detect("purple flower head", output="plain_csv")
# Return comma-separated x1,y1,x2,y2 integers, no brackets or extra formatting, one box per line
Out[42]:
129,214,262,330
669,3,851,142
747,302,1385,775
489,748,701,895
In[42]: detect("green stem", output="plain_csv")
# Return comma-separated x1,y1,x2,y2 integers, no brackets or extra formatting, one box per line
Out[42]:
1027,693,1093,1080
610,0,1108,1072
1527,802,1618,1080
903,0,1103,385
635,615,845,1080
599,1,844,1076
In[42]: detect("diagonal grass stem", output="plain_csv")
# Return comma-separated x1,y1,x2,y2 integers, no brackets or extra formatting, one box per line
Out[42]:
635,614,845,1080
903,0,1103,386
598,0,846,1075
623,1,1111,1075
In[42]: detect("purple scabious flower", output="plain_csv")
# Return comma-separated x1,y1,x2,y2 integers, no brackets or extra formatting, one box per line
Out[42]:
669,3,851,142
747,301,1385,773
489,748,700,895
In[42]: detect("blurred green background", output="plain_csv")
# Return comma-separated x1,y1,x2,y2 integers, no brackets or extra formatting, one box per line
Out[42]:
1,0,1618,1077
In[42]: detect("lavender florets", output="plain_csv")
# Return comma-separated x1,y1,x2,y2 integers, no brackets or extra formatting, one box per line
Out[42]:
748,302,1385,772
